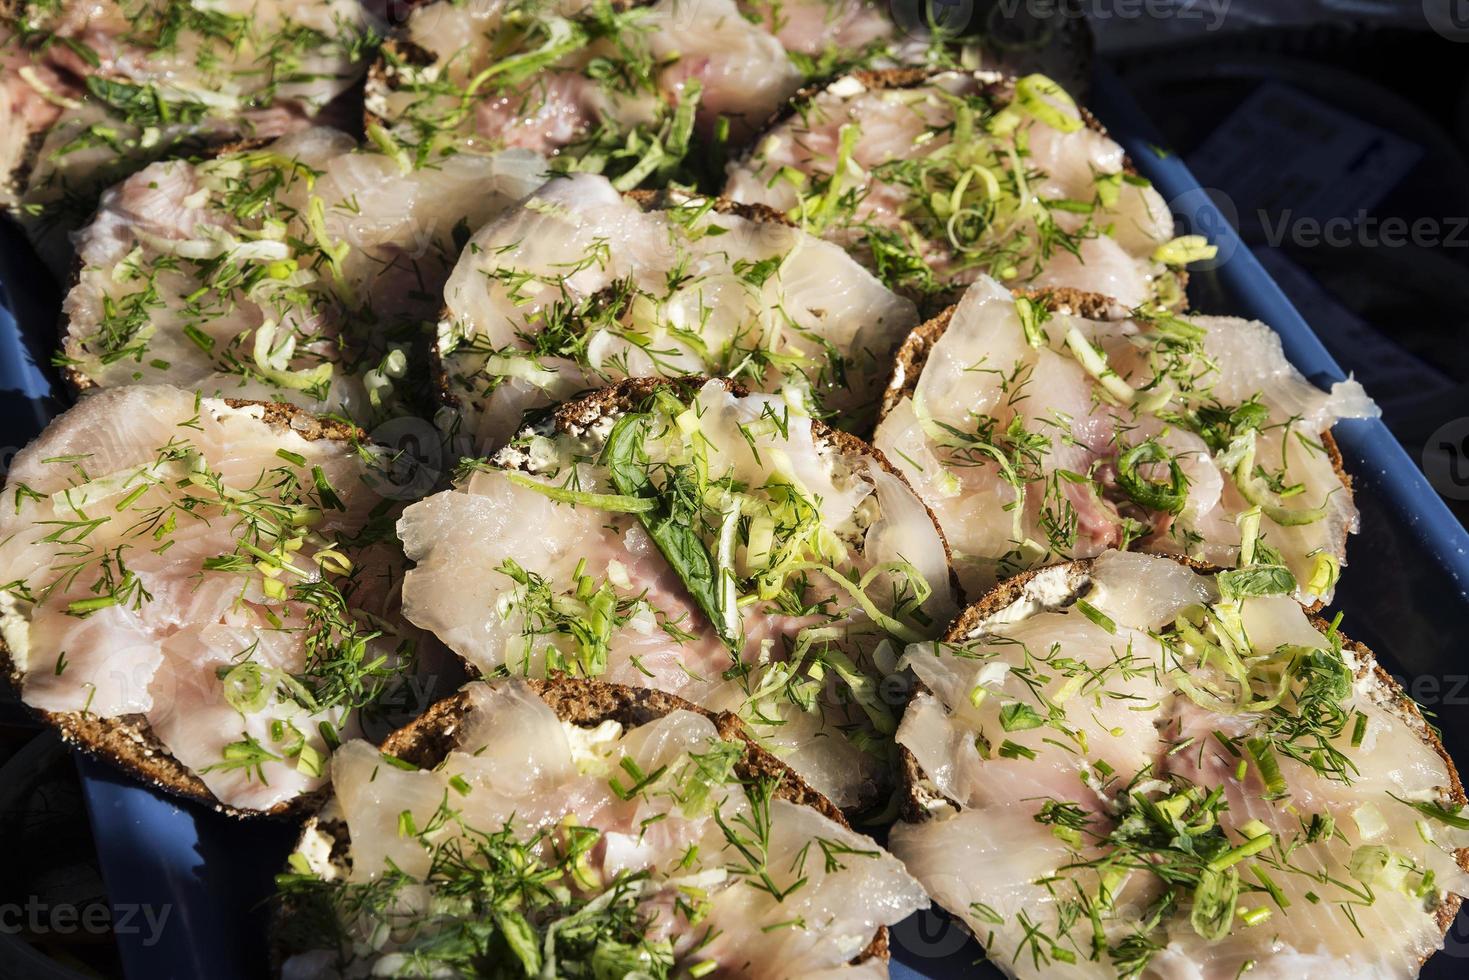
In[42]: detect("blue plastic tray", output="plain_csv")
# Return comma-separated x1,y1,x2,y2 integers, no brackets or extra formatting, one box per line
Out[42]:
2,69,1467,979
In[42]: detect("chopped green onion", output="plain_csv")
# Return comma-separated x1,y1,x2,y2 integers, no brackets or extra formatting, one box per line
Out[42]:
1065,327,1136,405
503,470,656,513
1246,737,1287,797
1076,598,1117,634
1208,827,1274,871
1154,235,1218,266
1116,440,1187,515
999,702,1046,732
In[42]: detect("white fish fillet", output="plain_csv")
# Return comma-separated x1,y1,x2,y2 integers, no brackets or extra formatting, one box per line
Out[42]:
399,379,957,806
873,276,1379,603
737,0,895,56
0,386,417,811
891,551,1467,979
284,678,928,978
437,172,919,451
725,71,1177,305
61,128,547,420
1,0,372,273
378,0,803,163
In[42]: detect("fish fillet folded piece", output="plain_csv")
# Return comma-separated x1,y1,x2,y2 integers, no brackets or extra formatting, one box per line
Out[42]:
1,0,375,273
275,677,930,978
370,0,801,178
725,70,1189,310
436,173,920,450
891,550,1469,980
61,127,548,421
873,276,1379,604
368,0,936,189
738,0,897,63
0,386,423,814
398,377,958,809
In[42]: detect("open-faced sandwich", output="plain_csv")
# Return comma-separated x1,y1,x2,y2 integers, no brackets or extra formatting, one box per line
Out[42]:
367,0,920,187
890,550,1469,977
0,385,422,815
724,70,1190,310
59,127,548,421
435,174,920,450
397,377,957,809
275,676,929,978
872,276,1379,604
0,0,375,272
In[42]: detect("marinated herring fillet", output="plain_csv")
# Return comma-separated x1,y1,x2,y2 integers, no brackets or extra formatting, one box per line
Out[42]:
873,276,1378,603
397,378,958,808
1,0,375,272
61,127,548,420
890,551,1469,979
436,173,919,450
275,677,929,978
0,385,420,814
725,70,1190,308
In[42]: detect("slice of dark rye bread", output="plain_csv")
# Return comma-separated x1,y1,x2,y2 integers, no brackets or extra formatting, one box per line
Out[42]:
875,295,1354,611
428,189,812,415
272,676,891,972
0,399,370,819
896,555,1469,944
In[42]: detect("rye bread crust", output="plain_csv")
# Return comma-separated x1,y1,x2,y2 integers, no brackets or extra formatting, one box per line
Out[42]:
0,398,364,818
896,554,1469,942
274,676,890,973
624,187,794,228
